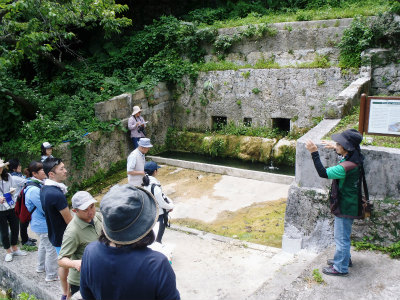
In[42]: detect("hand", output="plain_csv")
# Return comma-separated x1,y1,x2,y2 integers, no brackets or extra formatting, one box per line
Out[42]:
321,140,336,150
74,260,82,272
9,188,16,194
168,209,173,212
305,139,318,153
0,196,4,204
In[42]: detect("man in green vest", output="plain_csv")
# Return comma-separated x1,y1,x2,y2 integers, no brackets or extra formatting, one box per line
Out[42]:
58,191,102,297
305,129,363,276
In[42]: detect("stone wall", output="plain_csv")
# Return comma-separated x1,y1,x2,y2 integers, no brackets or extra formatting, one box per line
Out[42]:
54,83,173,187
283,119,400,252
53,129,131,187
367,49,400,95
205,19,353,66
173,68,359,130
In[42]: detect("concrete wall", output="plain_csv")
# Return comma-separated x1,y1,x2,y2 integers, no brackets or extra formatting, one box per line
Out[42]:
173,68,359,130
283,119,400,252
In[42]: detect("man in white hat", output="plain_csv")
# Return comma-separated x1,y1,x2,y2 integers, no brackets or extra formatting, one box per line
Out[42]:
128,106,147,150
127,138,153,186
58,191,102,297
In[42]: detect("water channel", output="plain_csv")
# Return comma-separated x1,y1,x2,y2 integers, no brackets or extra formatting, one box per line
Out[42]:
155,151,295,176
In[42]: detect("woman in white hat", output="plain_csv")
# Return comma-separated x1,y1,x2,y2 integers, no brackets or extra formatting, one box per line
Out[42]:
41,142,54,162
0,159,27,262
128,106,146,150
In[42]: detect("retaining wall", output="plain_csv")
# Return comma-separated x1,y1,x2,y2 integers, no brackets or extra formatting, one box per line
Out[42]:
174,68,359,130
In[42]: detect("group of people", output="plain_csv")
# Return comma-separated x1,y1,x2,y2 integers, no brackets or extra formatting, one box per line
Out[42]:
0,102,365,300
0,117,179,300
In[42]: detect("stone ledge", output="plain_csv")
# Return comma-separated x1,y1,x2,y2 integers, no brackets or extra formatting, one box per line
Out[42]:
147,156,294,185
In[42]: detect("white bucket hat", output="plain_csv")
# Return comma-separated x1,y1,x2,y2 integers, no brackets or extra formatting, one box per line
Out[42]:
132,106,141,116
138,138,153,148
0,159,9,168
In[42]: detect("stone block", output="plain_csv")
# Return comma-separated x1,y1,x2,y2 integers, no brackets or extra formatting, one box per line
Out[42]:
281,234,303,254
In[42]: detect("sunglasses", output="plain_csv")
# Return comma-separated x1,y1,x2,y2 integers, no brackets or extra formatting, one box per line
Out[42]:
48,158,62,173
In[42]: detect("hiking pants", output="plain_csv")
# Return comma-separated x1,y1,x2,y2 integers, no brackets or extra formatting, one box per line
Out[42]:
20,221,29,244
0,208,20,249
156,214,166,243
37,232,58,280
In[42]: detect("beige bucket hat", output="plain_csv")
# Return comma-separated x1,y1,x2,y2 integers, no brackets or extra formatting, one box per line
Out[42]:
132,106,142,116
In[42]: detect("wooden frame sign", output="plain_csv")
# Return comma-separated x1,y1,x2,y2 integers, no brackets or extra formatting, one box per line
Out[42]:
359,94,400,136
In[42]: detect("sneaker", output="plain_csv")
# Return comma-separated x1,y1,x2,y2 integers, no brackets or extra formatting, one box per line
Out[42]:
5,253,13,262
36,268,45,273
327,258,353,267
28,238,37,243
45,276,59,282
22,240,36,247
12,249,27,256
60,295,67,300
322,265,348,276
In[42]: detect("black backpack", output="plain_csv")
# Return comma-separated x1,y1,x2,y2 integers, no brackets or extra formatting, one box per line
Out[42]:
151,183,171,227
15,181,41,223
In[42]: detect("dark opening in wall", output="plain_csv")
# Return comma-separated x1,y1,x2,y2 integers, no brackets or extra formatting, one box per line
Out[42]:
212,116,227,130
243,118,252,127
272,118,290,132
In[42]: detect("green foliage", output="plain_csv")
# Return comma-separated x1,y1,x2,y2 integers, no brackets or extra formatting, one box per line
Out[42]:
284,24,293,32
20,244,38,252
317,80,326,86
252,88,261,94
0,0,131,67
339,13,400,68
353,238,400,259
254,56,280,69
241,71,251,79
17,293,39,300
296,54,331,68
213,34,241,55
68,159,126,198
312,269,325,284
213,121,288,139
206,137,227,157
236,100,242,106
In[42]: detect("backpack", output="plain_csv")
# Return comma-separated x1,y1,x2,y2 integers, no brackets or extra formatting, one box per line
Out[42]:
15,181,41,223
151,183,171,227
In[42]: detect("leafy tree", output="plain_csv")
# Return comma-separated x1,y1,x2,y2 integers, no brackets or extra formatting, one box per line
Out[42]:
0,0,132,69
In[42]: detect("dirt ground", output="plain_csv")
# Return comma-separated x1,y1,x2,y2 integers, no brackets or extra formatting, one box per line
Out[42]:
93,164,290,247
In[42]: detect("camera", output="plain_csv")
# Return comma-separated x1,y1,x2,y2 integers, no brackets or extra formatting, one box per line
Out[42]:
138,125,146,136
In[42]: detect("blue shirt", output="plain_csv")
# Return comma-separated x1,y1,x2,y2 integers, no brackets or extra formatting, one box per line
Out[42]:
40,185,68,246
25,180,47,234
80,241,180,300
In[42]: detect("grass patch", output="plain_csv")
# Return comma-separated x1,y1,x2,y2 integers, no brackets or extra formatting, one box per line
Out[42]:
327,105,400,148
352,239,400,259
201,1,391,29
172,199,286,248
86,168,127,199
20,244,38,252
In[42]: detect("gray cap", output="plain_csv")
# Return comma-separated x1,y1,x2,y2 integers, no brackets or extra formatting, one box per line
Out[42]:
100,184,158,245
71,191,97,210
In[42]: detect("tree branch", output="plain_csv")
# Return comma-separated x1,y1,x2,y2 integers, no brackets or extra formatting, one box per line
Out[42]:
2,90,37,120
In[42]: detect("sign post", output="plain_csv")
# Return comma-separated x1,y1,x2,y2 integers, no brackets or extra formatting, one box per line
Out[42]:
358,94,400,136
